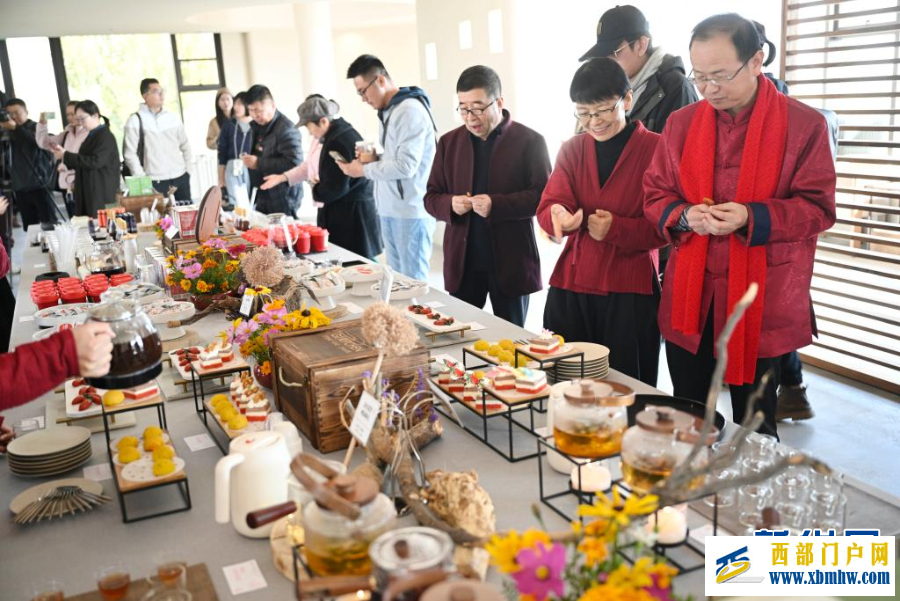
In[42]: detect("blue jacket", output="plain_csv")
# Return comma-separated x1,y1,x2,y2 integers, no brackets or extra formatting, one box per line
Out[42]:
363,87,437,219
217,119,253,165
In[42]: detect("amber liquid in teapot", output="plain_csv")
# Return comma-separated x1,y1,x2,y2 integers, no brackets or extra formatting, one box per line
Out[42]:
553,425,623,458
305,540,372,576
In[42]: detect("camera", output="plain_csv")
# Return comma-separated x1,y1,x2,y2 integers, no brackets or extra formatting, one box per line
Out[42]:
0,109,9,122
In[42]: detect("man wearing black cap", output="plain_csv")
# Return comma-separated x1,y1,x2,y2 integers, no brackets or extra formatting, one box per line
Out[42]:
581,5,698,134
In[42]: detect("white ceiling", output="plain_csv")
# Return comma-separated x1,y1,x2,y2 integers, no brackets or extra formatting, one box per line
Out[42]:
0,0,416,38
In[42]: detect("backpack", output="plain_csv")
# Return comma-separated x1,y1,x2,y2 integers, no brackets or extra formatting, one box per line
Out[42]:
121,112,145,179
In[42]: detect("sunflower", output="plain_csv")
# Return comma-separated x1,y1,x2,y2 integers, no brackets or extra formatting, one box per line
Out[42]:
180,279,192,292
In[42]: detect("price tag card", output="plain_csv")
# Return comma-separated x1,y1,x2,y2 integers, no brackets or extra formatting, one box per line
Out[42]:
349,391,380,446
425,301,445,309
379,267,394,304
342,301,364,315
239,291,254,317
222,560,268,596
183,433,216,452
33,263,47,269
83,463,112,482
468,322,487,332
165,225,179,240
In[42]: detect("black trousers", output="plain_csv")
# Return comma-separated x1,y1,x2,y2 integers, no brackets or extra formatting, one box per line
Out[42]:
666,312,780,439
778,351,804,387
152,172,192,201
16,188,54,230
450,268,529,328
0,276,15,353
543,286,661,387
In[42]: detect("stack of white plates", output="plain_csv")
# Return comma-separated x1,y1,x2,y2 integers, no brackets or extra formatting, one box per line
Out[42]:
6,427,93,478
552,342,610,381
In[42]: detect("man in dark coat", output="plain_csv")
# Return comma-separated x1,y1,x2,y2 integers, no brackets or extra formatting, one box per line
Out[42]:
425,66,551,327
0,98,56,229
579,5,698,135
242,85,304,216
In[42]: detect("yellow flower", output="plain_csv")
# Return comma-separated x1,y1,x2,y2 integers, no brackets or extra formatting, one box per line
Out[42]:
264,299,285,312
260,361,272,375
185,251,196,260
606,557,654,590
221,282,229,291
579,584,654,601
578,486,658,530
196,280,210,293
577,536,609,567
180,279,192,292
485,529,551,574
647,562,678,589
165,275,175,286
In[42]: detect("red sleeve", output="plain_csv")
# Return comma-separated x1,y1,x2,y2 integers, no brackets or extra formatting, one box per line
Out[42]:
0,330,80,411
488,134,551,223
643,124,694,248
536,140,582,237
0,243,8,279
741,116,837,247
424,135,456,223
604,215,667,251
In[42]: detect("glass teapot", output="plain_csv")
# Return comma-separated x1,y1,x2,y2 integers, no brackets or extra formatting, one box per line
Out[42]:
620,406,694,494
298,454,397,577
86,239,126,277
85,288,163,389
551,379,634,458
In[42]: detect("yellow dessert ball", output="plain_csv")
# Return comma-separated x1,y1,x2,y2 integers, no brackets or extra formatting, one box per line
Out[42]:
102,390,125,407
487,344,502,357
228,414,248,430
117,436,139,450
498,350,514,365
152,458,176,477
144,436,164,452
473,370,485,380
473,340,490,352
152,445,175,462
118,446,141,464
218,406,237,421
499,339,515,351
143,426,163,439
516,354,529,367
211,393,229,407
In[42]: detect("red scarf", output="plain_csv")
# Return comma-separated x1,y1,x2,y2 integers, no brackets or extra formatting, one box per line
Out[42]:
672,75,787,385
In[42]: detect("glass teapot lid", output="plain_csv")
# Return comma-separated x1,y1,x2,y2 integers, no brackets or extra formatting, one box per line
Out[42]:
89,288,139,322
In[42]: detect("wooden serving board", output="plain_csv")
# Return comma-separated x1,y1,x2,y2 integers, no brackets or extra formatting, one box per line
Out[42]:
101,386,165,416
203,400,267,439
68,563,219,600
481,381,551,405
111,429,186,493
430,377,506,416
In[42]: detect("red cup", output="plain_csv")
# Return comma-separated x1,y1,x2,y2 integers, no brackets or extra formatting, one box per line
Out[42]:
60,287,87,304
32,290,60,309
109,274,133,286
86,284,108,303
310,228,328,252
32,282,57,293
97,210,108,228
294,231,311,255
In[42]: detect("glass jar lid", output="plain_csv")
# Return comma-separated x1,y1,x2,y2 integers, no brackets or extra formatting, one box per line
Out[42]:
89,289,138,322
562,379,635,407
635,406,694,434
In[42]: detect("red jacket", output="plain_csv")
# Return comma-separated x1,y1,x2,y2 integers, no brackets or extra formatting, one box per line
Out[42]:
0,329,80,413
425,112,551,296
643,97,837,358
537,122,666,296
0,243,8,279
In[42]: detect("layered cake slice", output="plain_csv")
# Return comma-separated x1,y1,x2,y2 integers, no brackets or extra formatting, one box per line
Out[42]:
529,329,560,355
515,368,548,394
487,366,516,391
198,341,224,370
229,376,244,403
123,382,159,401
245,392,270,422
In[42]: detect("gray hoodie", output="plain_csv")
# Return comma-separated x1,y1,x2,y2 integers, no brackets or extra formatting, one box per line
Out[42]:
362,88,437,219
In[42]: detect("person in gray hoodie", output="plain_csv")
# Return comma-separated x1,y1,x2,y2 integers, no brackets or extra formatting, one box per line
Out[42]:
339,55,437,281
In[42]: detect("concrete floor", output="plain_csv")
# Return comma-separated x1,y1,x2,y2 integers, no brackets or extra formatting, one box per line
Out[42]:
7,215,899,497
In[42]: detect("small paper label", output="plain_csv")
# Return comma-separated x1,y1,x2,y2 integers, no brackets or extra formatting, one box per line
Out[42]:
349,391,380,446
150,198,159,214
431,353,457,367
425,301,445,308
83,463,112,482
33,263,46,268
468,322,487,332
379,267,394,304
165,225,179,240
222,560,268,595
19,315,34,322
183,433,216,452
239,291,254,317
341,301,364,314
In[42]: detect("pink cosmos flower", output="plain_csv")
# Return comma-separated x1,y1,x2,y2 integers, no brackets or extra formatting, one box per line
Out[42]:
183,262,202,280
511,543,566,601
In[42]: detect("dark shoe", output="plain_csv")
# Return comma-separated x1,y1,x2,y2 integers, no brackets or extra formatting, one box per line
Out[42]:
776,385,814,421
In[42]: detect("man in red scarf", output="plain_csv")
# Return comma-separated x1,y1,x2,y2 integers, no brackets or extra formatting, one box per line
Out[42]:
644,14,836,437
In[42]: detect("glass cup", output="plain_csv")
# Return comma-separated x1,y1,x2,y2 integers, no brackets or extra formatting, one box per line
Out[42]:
96,565,131,601
29,580,64,601
810,492,847,532
741,433,776,474
149,551,188,590
703,440,740,508
15,418,43,437
738,483,773,529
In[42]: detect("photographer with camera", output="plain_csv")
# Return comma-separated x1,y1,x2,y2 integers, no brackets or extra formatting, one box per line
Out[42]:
0,99,56,231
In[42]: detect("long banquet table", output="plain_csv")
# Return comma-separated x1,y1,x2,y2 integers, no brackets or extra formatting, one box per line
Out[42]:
2,229,899,599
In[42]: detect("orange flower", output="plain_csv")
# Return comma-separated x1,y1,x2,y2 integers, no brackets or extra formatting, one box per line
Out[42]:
260,361,272,375
225,264,235,273
203,259,217,270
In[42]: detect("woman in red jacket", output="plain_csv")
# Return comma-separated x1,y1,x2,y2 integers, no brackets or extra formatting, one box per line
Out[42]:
643,14,836,437
537,59,666,385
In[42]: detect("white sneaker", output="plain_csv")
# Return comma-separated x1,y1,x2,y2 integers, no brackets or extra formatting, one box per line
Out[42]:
11,265,20,275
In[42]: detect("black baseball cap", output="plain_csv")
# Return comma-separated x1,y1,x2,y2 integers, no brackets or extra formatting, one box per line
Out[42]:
580,5,651,61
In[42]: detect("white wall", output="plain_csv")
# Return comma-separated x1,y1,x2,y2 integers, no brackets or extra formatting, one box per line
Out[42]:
415,0,783,161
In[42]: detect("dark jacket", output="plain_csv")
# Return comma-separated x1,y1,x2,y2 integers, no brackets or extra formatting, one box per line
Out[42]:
313,117,382,259
217,118,253,165
10,119,53,192
630,54,699,134
63,124,121,217
249,111,304,215
425,111,551,297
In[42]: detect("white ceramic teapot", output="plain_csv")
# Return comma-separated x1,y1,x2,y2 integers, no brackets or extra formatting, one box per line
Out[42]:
215,430,291,538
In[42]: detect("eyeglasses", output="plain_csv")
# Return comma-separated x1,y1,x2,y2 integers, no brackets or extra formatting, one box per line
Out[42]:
456,99,497,117
609,42,632,59
357,77,378,97
574,96,623,123
146,88,165,96
688,59,750,87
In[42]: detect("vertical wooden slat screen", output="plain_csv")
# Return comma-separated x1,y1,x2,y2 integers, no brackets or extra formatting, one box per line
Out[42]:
781,0,900,394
